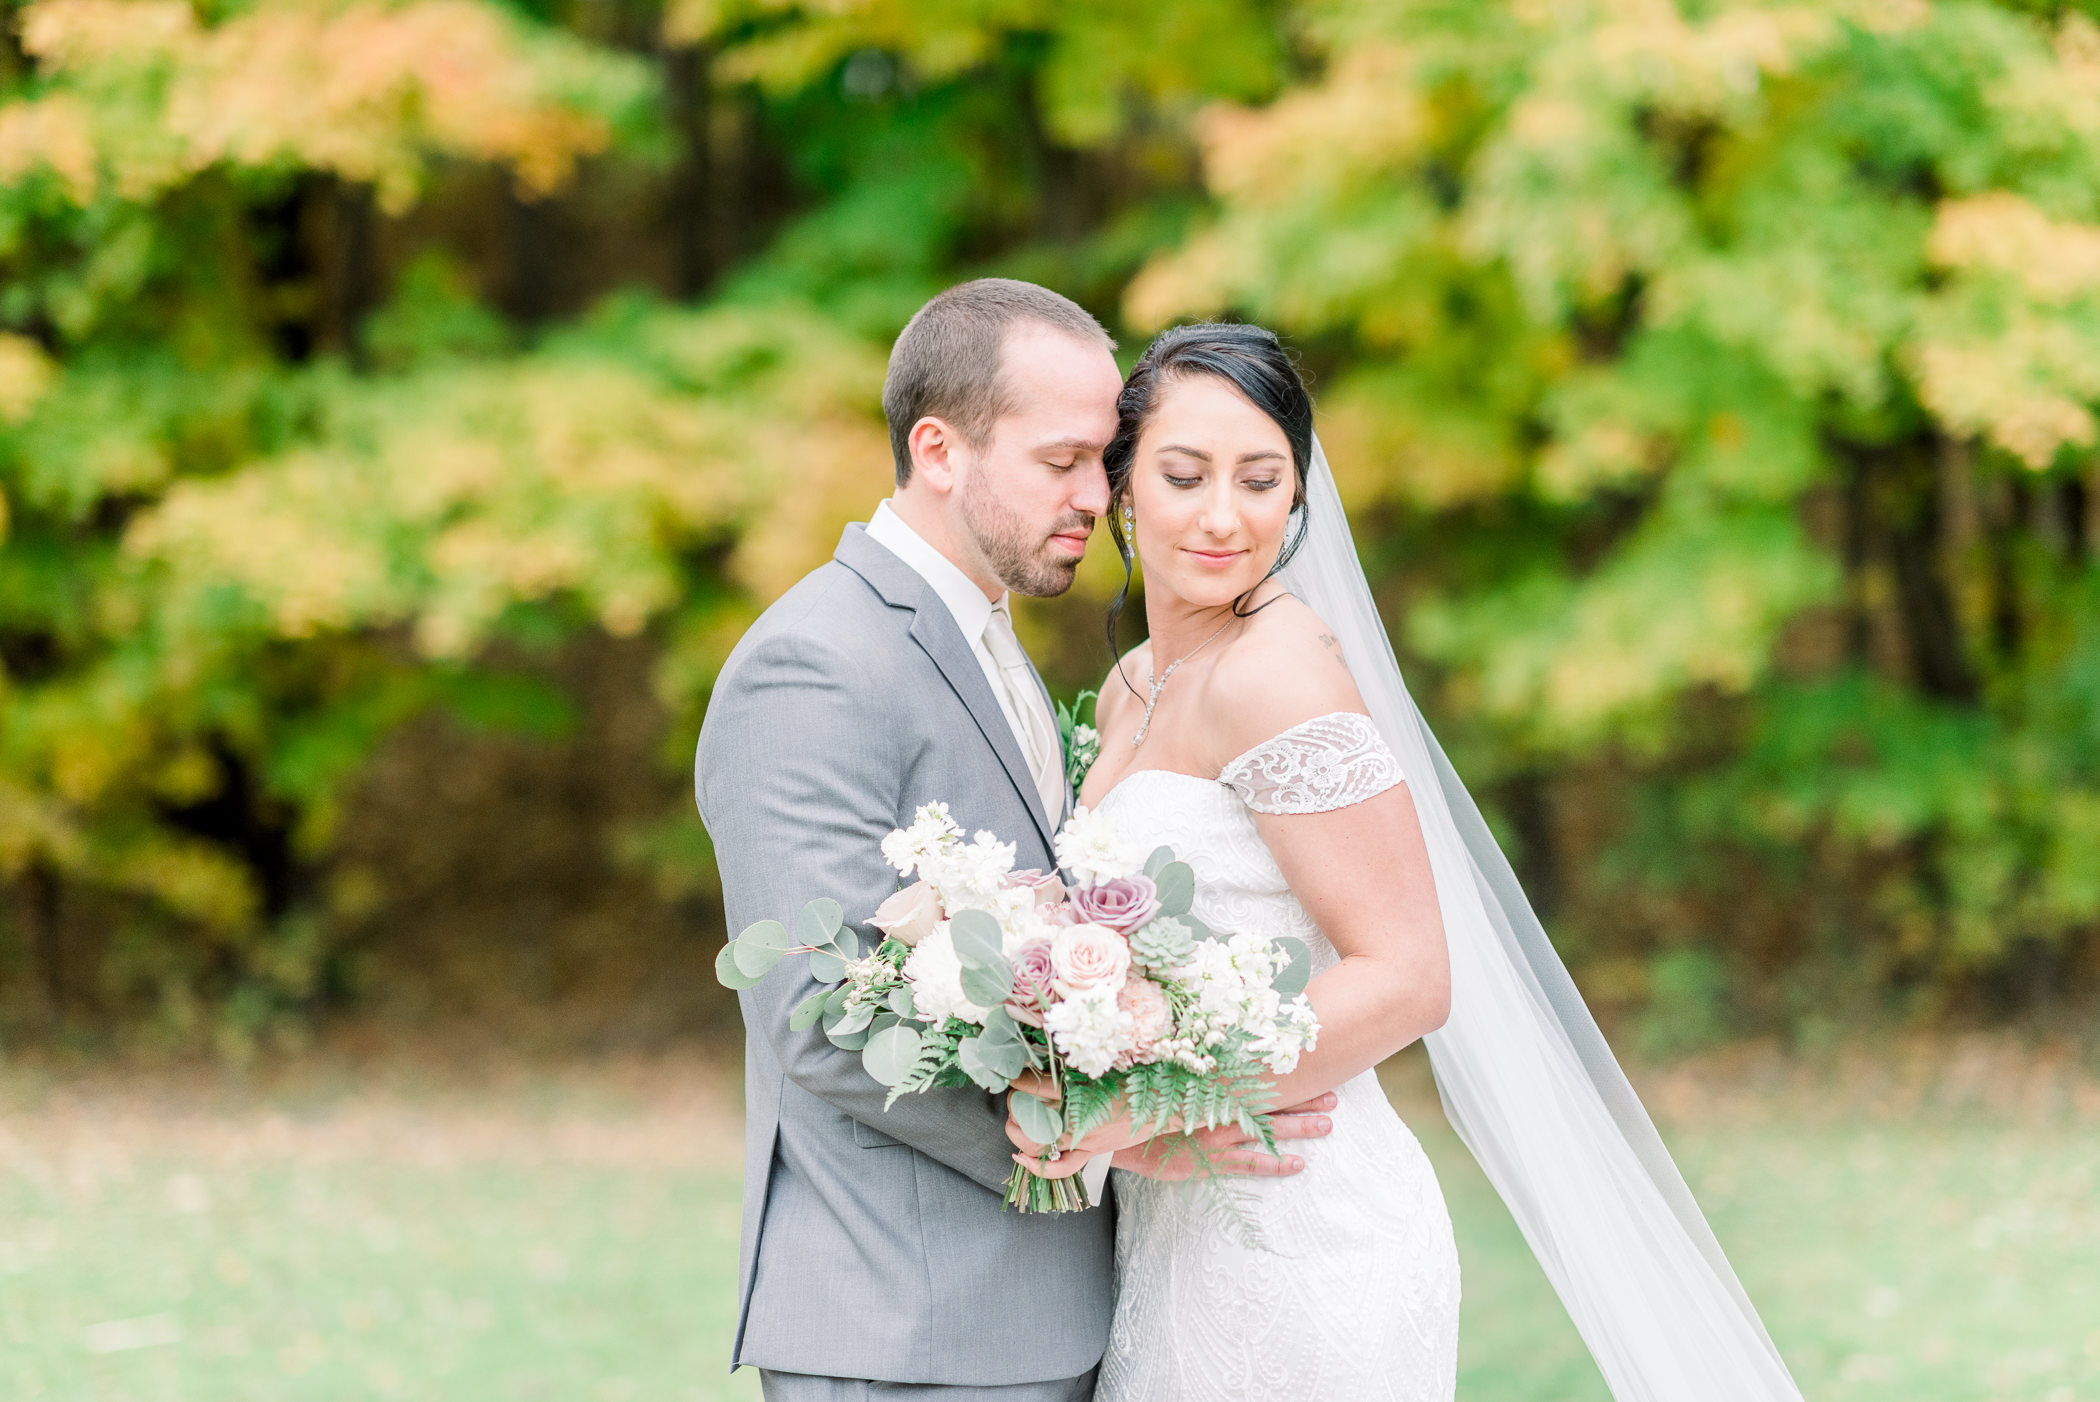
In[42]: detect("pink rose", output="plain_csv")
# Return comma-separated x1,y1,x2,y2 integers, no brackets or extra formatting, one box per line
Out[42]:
1006,937,1058,1026
1113,975,1172,1070
1051,922,1131,997
870,879,942,947
1042,901,1081,927
1004,869,1068,909
1070,875,1160,933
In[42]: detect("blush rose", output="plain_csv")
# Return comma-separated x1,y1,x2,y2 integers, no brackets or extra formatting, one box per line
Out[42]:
1051,922,1131,997
870,879,942,947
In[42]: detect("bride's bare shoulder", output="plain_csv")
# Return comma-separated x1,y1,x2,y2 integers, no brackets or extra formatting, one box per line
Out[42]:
1093,640,1153,733
1205,594,1369,761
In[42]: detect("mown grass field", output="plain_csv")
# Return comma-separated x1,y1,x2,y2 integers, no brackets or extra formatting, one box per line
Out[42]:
2,1041,2095,1401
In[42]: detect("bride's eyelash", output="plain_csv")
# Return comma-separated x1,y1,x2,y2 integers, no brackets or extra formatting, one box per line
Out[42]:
1164,474,1202,488
1245,478,1282,491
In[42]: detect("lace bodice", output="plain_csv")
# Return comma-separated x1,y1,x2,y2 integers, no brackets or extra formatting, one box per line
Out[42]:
1092,713,1460,1402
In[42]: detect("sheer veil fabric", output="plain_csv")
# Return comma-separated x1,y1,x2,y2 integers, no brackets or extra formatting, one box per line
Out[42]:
1276,439,1804,1400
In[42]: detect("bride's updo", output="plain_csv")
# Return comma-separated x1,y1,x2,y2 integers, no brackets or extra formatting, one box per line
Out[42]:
1103,324,1315,648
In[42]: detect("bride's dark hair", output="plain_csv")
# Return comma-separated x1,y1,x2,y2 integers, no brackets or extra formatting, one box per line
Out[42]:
1102,322,1314,677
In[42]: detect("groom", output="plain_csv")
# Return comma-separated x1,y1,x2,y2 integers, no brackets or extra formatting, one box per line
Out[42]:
696,279,1323,1401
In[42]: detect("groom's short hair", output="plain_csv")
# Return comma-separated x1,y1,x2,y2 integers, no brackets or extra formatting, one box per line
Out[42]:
883,278,1113,485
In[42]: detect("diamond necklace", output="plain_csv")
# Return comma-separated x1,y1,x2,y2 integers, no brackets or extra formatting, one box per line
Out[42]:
1131,614,1236,747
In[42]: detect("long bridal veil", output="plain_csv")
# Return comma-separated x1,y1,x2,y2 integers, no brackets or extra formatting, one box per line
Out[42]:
1277,439,1803,1400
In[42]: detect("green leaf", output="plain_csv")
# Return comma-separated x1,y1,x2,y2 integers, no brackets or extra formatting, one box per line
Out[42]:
741,919,793,951
715,942,764,990
888,986,917,1018
796,898,845,948
809,946,848,983
1182,913,1218,942
959,951,1013,1007
828,1022,873,1051
789,988,830,1030
732,936,785,980
949,910,1004,968
956,1035,1011,1090
831,1003,875,1037
829,926,862,962
1154,861,1195,917
1009,1090,1063,1146
824,984,853,1018
978,1005,1022,1046
863,1023,923,1086
1272,937,1311,997
1143,845,1175,878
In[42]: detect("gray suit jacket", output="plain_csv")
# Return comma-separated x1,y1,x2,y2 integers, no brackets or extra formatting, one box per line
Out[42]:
695,525,1115,1385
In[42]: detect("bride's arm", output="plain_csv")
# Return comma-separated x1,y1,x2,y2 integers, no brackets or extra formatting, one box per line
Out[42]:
1246,775,1450,1106
1200,602,1451,1104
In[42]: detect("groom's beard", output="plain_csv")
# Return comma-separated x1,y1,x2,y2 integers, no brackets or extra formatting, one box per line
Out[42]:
961,471,1091,598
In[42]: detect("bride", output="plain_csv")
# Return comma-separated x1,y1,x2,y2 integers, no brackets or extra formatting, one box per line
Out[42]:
1007,324,1804,1402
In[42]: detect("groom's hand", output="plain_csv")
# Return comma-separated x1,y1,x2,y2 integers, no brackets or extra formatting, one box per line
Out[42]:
1112,1092,1338,1181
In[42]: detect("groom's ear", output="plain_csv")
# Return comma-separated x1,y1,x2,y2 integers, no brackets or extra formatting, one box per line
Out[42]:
906,415,969,495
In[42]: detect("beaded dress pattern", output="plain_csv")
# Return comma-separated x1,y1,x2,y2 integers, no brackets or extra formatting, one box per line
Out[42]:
1095,711,1461,1402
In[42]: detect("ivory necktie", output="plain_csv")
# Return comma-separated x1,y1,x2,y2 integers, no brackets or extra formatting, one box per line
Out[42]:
983,601,1066,827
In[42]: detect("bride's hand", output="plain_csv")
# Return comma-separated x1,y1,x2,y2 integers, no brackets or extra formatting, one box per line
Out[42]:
1004,1078,1149,1177
1114,1092,1336,1180
1004,1078,1338,1179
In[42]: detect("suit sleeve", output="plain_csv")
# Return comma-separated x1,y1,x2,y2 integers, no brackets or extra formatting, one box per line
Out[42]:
696,630,1018,1193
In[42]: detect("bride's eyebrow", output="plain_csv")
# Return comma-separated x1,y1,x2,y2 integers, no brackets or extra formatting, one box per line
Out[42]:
1155,443,1211,461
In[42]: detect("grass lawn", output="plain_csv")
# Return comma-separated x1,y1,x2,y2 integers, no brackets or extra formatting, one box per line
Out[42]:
2,1041,2096,1401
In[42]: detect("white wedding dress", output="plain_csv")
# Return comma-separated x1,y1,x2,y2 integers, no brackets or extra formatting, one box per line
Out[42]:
1094,712,1462,1402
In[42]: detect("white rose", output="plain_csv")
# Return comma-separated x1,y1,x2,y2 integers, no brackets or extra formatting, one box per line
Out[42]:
1051,922,1132,998
901,921,992,1025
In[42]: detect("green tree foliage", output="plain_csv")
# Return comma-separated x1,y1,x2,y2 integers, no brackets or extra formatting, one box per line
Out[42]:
2,0,2095,1048
1133,0,2100,1031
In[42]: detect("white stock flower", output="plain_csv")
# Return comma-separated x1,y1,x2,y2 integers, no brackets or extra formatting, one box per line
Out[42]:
882,802,962,878
901,922,992,1025
1044,985,1135,1078
1053,805,1146,887
920,829,1017,910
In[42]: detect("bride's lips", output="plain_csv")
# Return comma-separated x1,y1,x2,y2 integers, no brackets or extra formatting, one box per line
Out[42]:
1183,547,1245,568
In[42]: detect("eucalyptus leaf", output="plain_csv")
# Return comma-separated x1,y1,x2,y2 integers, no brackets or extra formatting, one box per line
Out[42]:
1143,845,1175,879
831,1003,875,1037
1182,913,1218,942
862,1023,923,1086
1154,861,1195,917
741,919,793,952
732,937,785,980
949,910,1004,969
978,1005,1021,1046
808,947,848,983
827,1022,873,1051
979,1035,1028,1080
824,984,853,1019
1272,937,1312,997
955,1035,1009,1091
796,898,845,948
715,943,763,990
959,952,1013,1007
1009,1090,1064,1146
828,927,862,962
888,986,918,1018
789,988,830,1031
869,1011,900,1036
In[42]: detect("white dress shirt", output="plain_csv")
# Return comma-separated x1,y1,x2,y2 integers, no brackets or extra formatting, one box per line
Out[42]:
865,502,1063,824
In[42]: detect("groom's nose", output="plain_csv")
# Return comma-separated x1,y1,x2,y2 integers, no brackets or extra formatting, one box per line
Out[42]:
1066,459,1109,519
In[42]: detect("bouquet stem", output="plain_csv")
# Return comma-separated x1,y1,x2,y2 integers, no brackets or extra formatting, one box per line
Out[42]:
1003,1161,1092,1213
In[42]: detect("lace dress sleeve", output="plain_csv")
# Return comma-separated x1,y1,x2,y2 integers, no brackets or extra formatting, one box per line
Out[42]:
1217,711,1405,815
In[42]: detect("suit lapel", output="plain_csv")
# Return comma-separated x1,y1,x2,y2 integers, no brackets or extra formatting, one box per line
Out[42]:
835,527,1057,855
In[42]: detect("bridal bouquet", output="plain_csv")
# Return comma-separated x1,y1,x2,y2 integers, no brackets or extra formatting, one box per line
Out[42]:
717,801,1320,1211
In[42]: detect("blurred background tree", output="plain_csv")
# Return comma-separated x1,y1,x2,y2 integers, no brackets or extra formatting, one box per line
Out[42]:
0,0,2094,1056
